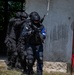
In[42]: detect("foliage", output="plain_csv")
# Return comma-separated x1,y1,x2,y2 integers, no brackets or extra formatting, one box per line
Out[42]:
0,1,24,31
0,1,4,9
8,1,22,19
8,1,21,10
0,1,24,21
0,70,21,75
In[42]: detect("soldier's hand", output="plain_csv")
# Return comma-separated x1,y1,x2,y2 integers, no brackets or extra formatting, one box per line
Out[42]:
6,40,11,47
28,31,32,35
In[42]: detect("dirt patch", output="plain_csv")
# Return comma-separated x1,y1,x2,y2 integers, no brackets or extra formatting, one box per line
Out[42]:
0,60,67,74
33,61,67,73
0,60,7,70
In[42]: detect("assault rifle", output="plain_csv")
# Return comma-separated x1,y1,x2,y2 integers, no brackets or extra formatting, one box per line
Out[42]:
30,24,44,43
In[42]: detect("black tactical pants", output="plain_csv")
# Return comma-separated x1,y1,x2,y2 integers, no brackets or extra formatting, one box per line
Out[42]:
25,44,43,75
16,40,26,71
7,39,17,69
32,44,43,75
25,44,34,74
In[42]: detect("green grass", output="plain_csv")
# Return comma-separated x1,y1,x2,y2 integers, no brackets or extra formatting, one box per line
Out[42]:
0,70,71,75
0,70,21,75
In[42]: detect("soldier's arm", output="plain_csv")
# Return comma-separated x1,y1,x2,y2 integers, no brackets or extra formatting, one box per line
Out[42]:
4,23,11,44
39,26,46,42
14,19,26,27
9,17,16,23
5,18,16,44
7,18,16,35
6,18,14,35
41,27,46,39
34,25,46,43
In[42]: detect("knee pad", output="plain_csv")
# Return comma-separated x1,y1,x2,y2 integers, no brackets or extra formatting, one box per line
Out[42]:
26,55,34,66
13,52,18,56
38,52,43,63
38,57,43,64
26,46,34,66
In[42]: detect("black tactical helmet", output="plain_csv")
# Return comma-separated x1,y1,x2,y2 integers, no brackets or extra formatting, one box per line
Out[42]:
29,12,40,22
29,11,39,18
15,12,21,18
31,14,40,23
21,12,28,19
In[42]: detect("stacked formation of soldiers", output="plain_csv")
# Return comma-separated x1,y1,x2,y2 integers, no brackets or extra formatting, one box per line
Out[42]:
5,11,46,75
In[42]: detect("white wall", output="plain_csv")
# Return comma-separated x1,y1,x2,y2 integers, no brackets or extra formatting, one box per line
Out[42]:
25,0,74,63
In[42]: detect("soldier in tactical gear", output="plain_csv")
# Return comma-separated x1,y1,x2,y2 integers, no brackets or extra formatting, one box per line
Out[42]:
17,18,34,74
15,12,29,71
4,12,21,69
28,12,46,75
5,11,28,70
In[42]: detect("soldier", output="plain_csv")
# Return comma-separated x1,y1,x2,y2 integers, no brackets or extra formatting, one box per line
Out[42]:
5,11,28,69
17,18,33,74
16,11,29,70
4,12,21,69
21,12,46,75
29,11,46,74
30,12,46,75
12,11,28,70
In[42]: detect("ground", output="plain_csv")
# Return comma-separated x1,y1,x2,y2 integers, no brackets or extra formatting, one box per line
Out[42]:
0,70,70,75
0,60,71,75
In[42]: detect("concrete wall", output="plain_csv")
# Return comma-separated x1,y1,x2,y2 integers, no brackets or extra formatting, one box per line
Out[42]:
25,0,74,63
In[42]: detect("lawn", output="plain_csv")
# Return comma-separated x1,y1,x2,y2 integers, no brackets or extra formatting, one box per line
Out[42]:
0,70,70,75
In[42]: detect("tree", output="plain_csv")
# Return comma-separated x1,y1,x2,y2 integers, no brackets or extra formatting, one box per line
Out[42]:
0,0,25,30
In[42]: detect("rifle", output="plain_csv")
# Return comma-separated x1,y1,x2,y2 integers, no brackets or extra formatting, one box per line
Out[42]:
41,15,46,23
30,24,44,43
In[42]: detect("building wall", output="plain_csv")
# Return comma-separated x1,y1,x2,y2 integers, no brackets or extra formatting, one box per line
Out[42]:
25,0,74,63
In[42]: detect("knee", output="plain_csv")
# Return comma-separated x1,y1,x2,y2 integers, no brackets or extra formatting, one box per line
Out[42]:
13,52,18,57
26,55,34,66
39,57,43,64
